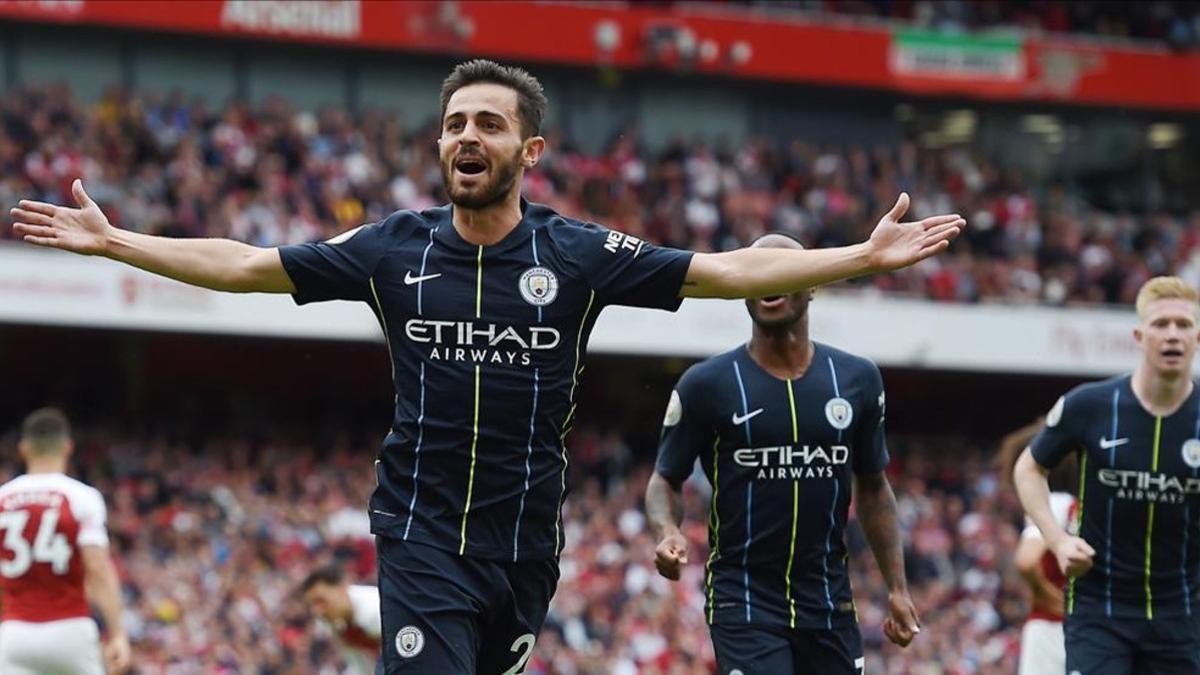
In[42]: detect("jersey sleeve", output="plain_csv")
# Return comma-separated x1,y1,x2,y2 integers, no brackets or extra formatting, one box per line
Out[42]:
1029,389,1090,469
571,224,694,310
852,361,890,476
655,366,715,484
278,221,392,304
74,486,109,548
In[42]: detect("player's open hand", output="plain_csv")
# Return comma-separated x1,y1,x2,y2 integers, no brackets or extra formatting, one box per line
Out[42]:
882,590,921,648
654,531,688,581
103,631,132,673
1053,535,1096,578
865,193,966,272
11,179,113,255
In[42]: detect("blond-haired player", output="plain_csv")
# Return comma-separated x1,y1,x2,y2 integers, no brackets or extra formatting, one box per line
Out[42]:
1015,276,1200,675
0,408,130,674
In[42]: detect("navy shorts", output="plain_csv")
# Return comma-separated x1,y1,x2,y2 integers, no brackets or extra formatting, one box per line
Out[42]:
376,536,559,674
710,622,864,675
1065,613,1200,675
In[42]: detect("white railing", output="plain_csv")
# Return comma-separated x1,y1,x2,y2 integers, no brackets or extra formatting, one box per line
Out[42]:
0,241,1147,375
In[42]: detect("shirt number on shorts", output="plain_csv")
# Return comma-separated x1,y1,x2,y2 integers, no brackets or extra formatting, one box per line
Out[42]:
0,509,72,577
500,633,536,675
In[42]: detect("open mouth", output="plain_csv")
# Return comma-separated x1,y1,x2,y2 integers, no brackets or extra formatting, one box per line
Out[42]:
455,156,488,175
1162,349,1185,358
759,295,786,310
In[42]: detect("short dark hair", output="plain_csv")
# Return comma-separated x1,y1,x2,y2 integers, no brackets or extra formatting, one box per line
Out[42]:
440,59,547,138
20,408,71,453
750,231,805,248
299,565,344,594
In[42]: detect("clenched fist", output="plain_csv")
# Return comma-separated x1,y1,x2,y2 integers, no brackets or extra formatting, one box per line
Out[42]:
1053,535,1096,578
654,531,688,581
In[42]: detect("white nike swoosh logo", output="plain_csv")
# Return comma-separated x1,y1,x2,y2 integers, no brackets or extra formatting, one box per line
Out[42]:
1099,437,1130,450
732,408,764,426
404,271,442,285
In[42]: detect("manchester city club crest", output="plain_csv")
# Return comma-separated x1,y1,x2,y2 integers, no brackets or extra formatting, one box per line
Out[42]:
825,397,854,430
395,625,425,658
1182,439,1200,469
519,267,559,306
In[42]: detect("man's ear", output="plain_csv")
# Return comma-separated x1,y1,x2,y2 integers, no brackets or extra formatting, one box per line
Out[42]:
524,136,546,168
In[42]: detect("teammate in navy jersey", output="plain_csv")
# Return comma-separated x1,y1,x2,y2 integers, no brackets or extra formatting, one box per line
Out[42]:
645,234,918,675
12,61,964,673
1015,276,1200,675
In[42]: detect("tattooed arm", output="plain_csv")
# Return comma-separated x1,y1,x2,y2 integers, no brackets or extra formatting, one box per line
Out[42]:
854,471,920,647
645,472,689,581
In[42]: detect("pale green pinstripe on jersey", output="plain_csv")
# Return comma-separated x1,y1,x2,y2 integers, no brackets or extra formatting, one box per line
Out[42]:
784,482,800,628
458,247,487,554
554,290,596,551
705,435,721,625
369,277,399,411
475,245,483,318
1068,449,1087,615
785,379,800,628
786,379,799,443
458,365,482,555
368,278,395,382
1145,416,1163,619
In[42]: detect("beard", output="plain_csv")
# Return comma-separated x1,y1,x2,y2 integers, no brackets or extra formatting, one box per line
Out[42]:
442,146,523,210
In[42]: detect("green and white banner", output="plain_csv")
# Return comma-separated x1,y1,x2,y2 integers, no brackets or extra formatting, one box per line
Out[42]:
890,29,1024,80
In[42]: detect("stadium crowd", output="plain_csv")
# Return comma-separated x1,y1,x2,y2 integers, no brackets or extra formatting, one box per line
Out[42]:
2,82,1195,308
747,0,1200,47
0,422,1027,673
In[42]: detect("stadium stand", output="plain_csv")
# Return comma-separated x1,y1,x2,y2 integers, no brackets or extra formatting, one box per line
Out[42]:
2,1,1197,673
0,425,1026,673
738,0,1200,47
0,84,1196,307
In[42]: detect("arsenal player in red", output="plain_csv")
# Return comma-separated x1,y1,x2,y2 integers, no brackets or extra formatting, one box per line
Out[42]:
0,408,129,674
301,566,382,674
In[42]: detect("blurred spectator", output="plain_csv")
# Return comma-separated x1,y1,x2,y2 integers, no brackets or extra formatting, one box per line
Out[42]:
740,0,1200,49
3,84,1196,309
0,424,1031,673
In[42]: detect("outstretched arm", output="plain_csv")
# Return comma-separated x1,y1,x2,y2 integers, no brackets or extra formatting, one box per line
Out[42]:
854,471,920,648
645,471,689,581
682,193,964,298
12,180,294,294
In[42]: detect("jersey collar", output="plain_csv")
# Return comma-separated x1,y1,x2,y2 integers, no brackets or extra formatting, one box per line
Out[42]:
438,198,536,255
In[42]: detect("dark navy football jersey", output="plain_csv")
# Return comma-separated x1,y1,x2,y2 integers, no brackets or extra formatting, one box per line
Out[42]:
1031,376,1200,620
655,343,889,630
279,201,692,561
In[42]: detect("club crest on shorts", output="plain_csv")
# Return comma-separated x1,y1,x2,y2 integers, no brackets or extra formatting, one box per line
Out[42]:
825,397,854,430
395,625,425,658
519,267,559,306
1183,439,1200,469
